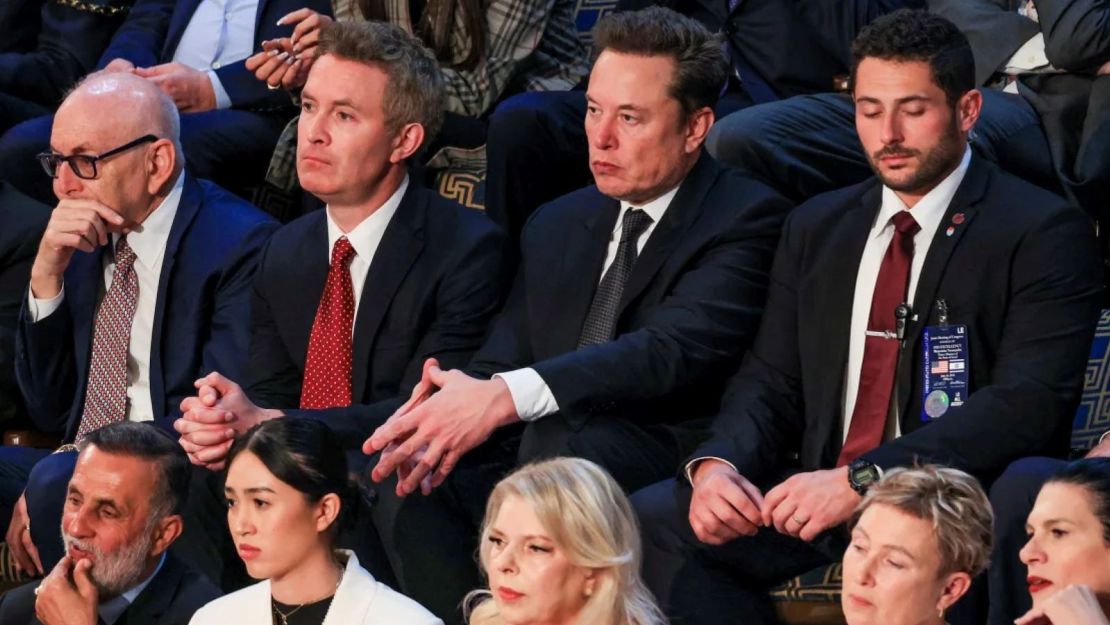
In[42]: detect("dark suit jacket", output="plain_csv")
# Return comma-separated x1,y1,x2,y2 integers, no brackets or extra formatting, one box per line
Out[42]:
96,0,332,110
929,0,1110,215
696,156,1103,485
467,153,793,433
0,184,50,426
0,552,220,625
245,184,509,445
14,175,277,441
0,0,134,107
618,0,922,100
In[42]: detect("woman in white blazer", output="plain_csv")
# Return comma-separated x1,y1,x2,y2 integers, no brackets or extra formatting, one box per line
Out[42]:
188,419,441,625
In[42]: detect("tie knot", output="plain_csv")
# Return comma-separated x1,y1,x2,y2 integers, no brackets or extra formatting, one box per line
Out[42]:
620,209,653,244
331,237,356,267
891,211,921,236
114,236,136,269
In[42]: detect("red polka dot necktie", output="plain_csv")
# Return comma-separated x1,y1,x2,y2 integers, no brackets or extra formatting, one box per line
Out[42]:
77,236,139,441
838,210,920,467
301,237,357,409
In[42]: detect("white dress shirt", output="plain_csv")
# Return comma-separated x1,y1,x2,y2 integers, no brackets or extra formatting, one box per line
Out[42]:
323,175,408,326
496,185,681,422
172,0,259,109
28,174,185,425
841,146,972,442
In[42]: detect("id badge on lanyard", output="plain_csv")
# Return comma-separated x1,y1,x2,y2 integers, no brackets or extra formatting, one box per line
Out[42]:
921,299,969,421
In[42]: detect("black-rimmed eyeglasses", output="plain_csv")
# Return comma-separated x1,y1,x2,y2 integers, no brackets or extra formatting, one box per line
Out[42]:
36,134,159,180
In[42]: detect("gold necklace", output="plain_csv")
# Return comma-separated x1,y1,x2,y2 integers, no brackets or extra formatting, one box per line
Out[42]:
271,574,342,625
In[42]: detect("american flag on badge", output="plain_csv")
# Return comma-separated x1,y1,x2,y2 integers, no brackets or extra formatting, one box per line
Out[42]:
932,360,949,374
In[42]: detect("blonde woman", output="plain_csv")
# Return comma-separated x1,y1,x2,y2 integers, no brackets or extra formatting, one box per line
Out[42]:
466,458,665,625
841,465,993,625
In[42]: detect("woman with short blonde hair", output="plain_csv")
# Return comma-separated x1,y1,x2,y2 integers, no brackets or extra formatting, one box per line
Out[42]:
467,457,665,625
842,465,993,625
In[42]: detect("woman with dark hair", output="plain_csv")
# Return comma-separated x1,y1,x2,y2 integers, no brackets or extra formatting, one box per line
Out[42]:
1017,458,1110,625
189,419,441,625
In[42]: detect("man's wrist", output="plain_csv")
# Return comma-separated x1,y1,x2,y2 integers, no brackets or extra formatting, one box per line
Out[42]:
490,378,521,427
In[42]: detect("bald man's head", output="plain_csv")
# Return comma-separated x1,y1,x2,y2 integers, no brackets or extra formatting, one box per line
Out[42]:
48,73,183,223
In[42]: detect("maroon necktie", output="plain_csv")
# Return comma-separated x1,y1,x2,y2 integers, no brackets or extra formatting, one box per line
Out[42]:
301,237,356,409
77,237,139,441
838,211,921,467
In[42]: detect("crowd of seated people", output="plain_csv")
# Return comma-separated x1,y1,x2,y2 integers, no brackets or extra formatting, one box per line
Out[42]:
0,2,1107,625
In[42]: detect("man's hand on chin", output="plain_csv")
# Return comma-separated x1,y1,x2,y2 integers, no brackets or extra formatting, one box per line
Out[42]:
366,365,520,497
761,466,861,542
34,555,98,625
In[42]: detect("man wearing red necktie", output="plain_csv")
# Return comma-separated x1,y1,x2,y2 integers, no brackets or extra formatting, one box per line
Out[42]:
632,10,1103,625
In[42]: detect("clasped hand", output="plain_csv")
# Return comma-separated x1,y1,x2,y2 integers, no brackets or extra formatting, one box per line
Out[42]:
688,461,861,545
363,359,520,497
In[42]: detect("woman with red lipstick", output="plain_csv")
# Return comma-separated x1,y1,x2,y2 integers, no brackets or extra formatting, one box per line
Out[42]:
1017,458,1110,625
840,466,993,625
465,458,664,625
188,419,441,625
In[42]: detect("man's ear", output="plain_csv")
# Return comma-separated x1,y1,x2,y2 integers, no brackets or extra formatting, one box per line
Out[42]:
684,106,715,154
149,514,184,556
956,89,982,134
389,123,426,163
146,139,178,195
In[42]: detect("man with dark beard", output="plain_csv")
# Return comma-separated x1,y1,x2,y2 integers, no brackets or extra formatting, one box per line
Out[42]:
0,422,218,625
631,10,1103,625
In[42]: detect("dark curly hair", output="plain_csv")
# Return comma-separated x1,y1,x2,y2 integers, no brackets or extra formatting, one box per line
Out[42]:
849,9,975,106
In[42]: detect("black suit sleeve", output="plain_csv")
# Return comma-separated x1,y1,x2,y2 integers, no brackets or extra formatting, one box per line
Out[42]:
688,209,809,483
0,1,129,106
14,297,78,435
926,0,1039,85
466,269,535,379
862,208,1103,480
294,222,510,445
96,0,175,69
1035,0,1110,72
171,220,279,432
530,190,791,418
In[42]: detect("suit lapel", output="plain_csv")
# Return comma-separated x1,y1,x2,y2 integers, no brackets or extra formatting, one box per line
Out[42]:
148,175,202,417
116,554,185,624
895,157,990,416
544,195,619,355
618,153,717,319
349,186,425,400
813,183,881,451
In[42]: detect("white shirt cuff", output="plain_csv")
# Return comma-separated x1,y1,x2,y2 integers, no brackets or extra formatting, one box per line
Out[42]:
493,368,559,422
206,70,232,110
27,285,65,322
1004,33,1052,73
684,456,739,486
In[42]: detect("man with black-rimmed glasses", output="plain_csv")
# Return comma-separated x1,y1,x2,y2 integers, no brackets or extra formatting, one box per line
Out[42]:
0,71,276,580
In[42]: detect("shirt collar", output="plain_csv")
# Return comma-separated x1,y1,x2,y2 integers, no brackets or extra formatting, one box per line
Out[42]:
876,146,972,238
324,174,409,262
98,552,167,625
113,172,184,270
618,183,680,227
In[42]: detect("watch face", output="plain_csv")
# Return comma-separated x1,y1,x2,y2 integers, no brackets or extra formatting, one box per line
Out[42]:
851,463,879,486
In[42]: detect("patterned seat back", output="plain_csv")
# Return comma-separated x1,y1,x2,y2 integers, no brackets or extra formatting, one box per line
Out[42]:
1073,309,1110,450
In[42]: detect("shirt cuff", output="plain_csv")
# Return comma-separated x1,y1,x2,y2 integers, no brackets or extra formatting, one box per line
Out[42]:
492,368,559,422
1003,33,1051,73
684,456,739,486
27,284,65,322
206,70,232,110
1099,430,1110,447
